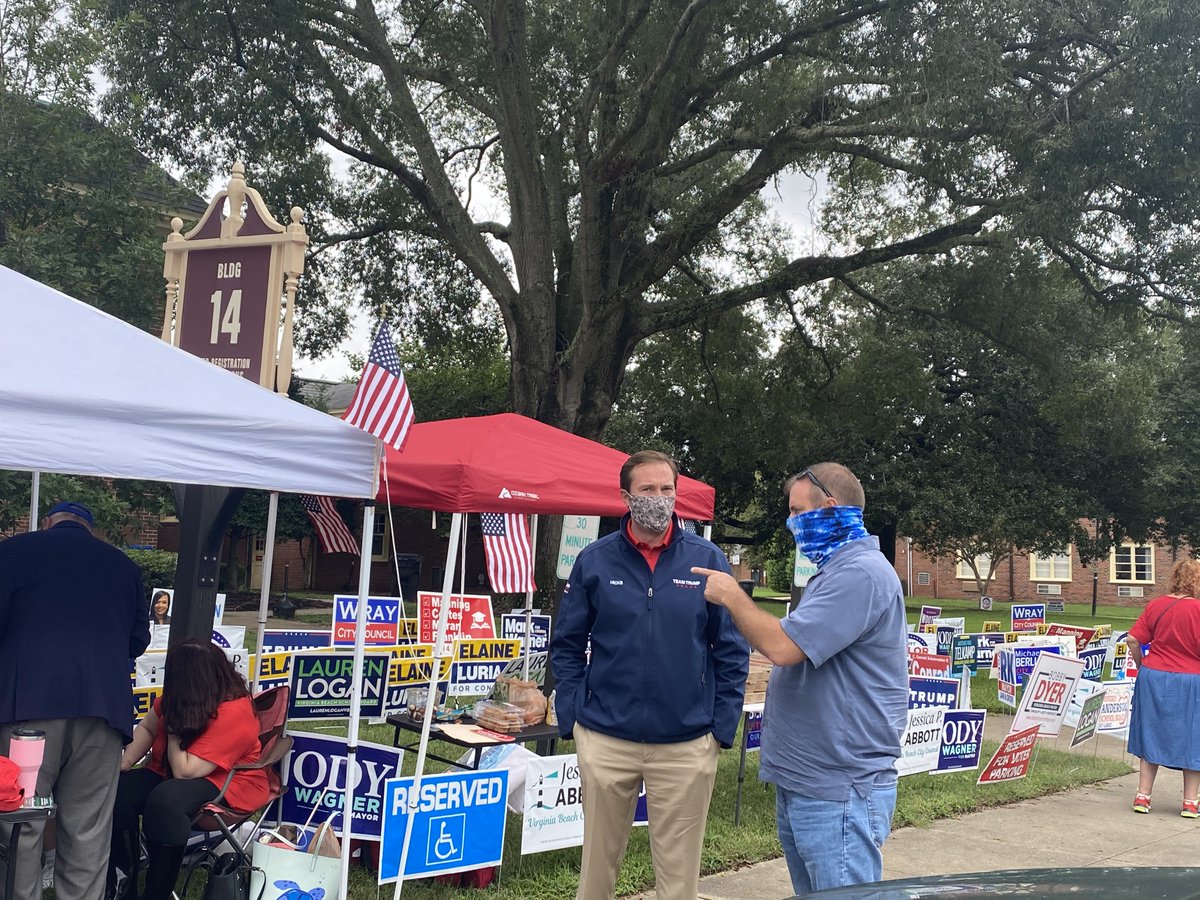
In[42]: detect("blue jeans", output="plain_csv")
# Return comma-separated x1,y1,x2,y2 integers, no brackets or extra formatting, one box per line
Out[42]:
775,782,896,896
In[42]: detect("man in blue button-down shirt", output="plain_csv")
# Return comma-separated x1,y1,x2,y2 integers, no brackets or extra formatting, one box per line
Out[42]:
694,463,908,895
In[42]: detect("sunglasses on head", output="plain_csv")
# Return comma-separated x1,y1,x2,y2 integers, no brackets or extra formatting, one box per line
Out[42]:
795,468,834,500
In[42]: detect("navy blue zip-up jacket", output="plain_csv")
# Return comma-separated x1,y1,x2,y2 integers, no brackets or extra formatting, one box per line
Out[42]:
551,515,749,748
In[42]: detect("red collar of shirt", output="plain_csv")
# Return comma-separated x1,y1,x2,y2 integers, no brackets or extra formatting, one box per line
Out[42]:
626,519,674,571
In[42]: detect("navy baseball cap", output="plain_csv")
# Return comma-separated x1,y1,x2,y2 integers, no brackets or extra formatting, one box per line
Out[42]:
48,501,94,526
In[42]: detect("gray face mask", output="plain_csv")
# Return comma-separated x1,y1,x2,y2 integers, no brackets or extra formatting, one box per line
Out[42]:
624,493,676,534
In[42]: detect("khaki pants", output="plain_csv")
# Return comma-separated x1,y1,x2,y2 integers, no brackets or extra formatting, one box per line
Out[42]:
574,723,719,900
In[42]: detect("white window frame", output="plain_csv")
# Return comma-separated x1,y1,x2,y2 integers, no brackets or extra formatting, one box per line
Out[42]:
917,572,931,586
371,513,389,563
1110,544,1154,584
1029,549,1072,582
956,553,993,580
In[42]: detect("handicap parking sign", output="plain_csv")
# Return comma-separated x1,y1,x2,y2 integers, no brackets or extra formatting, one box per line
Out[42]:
379,770,508,882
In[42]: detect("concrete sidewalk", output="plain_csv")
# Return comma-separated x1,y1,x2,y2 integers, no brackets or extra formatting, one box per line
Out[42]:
629,715,1200,899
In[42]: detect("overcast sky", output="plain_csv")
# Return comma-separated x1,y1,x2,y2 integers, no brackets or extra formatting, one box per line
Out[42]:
292,168,827,383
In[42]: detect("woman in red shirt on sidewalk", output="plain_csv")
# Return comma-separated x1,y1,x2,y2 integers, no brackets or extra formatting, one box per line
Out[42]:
1126,558,1200,818
106,640,267,900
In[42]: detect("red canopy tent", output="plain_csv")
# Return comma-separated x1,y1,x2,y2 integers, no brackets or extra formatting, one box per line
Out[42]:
375,413,716,520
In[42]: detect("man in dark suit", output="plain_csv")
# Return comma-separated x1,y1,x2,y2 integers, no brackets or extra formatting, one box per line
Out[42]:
0,501,150,900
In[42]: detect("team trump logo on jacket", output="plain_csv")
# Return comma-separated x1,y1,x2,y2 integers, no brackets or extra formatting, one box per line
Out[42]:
672,578,702,588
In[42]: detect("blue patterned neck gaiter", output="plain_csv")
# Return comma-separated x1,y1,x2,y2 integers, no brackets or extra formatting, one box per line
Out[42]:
785,506,870,569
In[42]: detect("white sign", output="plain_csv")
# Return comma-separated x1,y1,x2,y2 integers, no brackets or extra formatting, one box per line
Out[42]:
898,706,946,776
557,516,600,579
522,754,585,854
1012,652,1085,737
794,550,818,588
1097,681,1134,735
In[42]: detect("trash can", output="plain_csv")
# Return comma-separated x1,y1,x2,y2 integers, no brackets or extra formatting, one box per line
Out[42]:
737,579,756,599
395,553,421,600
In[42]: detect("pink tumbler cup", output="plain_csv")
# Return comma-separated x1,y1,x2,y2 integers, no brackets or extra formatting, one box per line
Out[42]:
9,729,45,799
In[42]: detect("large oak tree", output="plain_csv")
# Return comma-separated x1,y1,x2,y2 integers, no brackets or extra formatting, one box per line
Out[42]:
99,0,1200,441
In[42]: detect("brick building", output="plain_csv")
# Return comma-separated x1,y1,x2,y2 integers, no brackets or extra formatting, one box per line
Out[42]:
895,528,1191,606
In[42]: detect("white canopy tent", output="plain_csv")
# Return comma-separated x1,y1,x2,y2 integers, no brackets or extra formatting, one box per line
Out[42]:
0,265,380,497
0,263,384,898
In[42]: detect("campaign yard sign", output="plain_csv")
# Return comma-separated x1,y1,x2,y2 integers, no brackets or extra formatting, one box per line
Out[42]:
951,636,978,675
333,595,404,646
907,631,934,654
449,639,521,697
1045,624,1098,656
983,620,1003,633
908,676,959,710
500,613,552,653
379,770,508,882
255,652,293,691
497,650,549,686
1079,647,1107,683
1011,603,1046,633
910,651,952,678
1012,653,1085,737
522,754,584,854
744,710,764,751
973,633,1005,671
418,591,497,654
898,706,946,776
1097,681,1134,735
935,625,956,657
996,648,1017,708
977,725,1040,785
281,733,403,840
288,651,389,720
260,629,333,652
918,605,941,627
1071,689,1107,748
935,710,986,774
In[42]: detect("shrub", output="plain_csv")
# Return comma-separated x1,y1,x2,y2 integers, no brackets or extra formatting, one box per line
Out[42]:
766,555,793,592
125,548,177,595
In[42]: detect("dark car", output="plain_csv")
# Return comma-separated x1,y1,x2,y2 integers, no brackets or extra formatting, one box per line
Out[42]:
805,867,1200,898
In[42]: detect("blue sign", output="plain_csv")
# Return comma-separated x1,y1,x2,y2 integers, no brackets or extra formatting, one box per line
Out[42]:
379,771,508,882
972,633,1004,670
935,625,956,657
500,613,552,652
908,676,959,710
951,636,977,675
333,595,403,646
260,629,333,652
280,733,403,840
936,710,986,773
1014,646,1060,685
744,711,763,752
1011,603,1046,630
1079,647,1107,683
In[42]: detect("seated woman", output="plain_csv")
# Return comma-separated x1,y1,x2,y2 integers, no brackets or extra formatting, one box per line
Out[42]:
108,639,268,900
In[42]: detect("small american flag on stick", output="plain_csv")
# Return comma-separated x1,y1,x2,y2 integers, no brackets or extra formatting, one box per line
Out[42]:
300,495,359,555
480,512,535,594
342,325,415,451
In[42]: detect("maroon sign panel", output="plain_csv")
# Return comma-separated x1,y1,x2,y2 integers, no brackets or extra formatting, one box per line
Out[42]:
178,245,273,384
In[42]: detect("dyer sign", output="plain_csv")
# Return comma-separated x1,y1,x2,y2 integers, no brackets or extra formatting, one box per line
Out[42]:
379,771,508,882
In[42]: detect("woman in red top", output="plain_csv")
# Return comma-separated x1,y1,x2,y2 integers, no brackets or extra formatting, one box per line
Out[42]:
106,640,268,900
1126,558,1200,818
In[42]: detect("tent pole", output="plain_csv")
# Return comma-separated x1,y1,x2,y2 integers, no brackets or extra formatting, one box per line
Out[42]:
703,523,713,541
458,512,468,596
522,514,538,681
250,492,279,695
393,511,462,896
28,471,39,532
340,500,376,900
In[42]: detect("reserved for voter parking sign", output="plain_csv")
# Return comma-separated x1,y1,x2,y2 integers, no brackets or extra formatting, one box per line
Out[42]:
379,770,508,882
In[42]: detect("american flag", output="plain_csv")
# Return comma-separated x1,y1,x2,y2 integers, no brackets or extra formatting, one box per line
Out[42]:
480,512,535,594
342,326,415,451
300,495,360,555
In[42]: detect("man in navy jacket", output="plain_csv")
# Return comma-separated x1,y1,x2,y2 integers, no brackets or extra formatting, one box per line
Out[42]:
551,451,748,900
0,501,150,900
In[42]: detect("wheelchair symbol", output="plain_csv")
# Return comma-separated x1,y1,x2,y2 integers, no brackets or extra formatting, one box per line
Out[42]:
425,814,465,866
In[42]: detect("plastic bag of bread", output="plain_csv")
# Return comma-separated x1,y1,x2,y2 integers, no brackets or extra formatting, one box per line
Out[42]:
496,675,547,725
